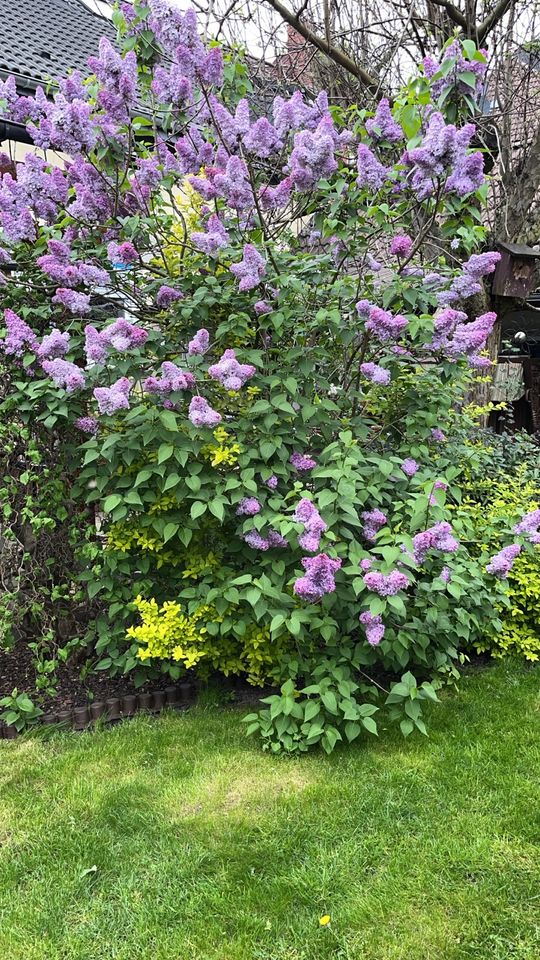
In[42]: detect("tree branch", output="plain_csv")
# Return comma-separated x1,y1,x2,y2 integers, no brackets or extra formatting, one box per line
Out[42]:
478,0,515,43
425,0,467,29
262,0,383,98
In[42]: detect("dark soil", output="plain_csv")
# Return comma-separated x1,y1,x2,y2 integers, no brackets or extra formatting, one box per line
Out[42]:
0,640,272,714
0,640,156,713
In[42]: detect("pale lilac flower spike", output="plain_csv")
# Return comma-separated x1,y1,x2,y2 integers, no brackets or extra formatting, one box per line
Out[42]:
94,376,131,414
401,458,419,478
188,328,210,356
188,395,221,427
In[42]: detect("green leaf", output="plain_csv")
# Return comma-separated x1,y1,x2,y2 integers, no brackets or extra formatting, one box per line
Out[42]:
103,494,122,513
321,690,338,715
158,443,174,464
190,501,206,519
361,716,378,736
208,500,225,522
345,721,361,742
163,522,178,544
160,409,178,431
304,700,320,723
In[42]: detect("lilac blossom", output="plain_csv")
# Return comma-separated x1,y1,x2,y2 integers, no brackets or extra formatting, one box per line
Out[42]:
1,309,38,355
401,458,419,478
214,156,253,210
360,362,391,385
363,570,409,596
513,509,540,537
243,118,282,158
486,543,521,578
191,214,229,256
75,416,98,435
365,305,408,341
94,376,132,415
107,240,138,266
101,318,148,352
289,117,337,191
431,428,447,442
230,244,266,292
267,528,288,548
360,558,373,571
294,498,327,553
37,328,70,359
188,395,221,427
243,530,270,551
259,177,293,210
42,358,85,392
359,610,385,646
440,566,451,583
362,509,387,543
366,98,403,143
266,475,278,489
290,451,316,472
413,522,459,564
53,288,91,315
236,497,261,516
293,553,342,602
143,362,195,395
255,300,272,315
357,144,389,190
390,234,413,258
462,251,501,280
208,349,256,390
84,325,108,365
156,285,184,308
188,328,210,355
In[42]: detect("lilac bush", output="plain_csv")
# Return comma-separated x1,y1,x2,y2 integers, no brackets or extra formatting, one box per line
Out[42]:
0,8,528,749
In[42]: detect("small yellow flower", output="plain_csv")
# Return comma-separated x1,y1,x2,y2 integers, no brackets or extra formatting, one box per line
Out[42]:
319,915,331,926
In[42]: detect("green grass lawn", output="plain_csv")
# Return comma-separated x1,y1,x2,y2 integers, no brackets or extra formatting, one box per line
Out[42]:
0,661,538,960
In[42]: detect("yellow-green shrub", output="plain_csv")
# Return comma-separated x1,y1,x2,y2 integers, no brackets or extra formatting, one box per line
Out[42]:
459,465,540,662
128,595,293,684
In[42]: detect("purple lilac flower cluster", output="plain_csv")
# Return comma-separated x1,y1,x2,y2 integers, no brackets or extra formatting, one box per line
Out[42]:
37,328,70,359
360,362,391,385
390,234,413,258
401,458,419,478
486,543,521,578
359,610,385,646
361,304,408,342
294,553,341,602
143,362,195,396
42,358,85,392
208,349,256,390
366,99,403,143
75,416,98,435
404,111,484,199
412,522,459,563
243,528,288,551
362,509,387,543
188,395,221,427
230,244,266,291
236,497,261,517
363,569,409,596
0,309,38,356
94,376,131,414
156,285,184,308
513,509,540,540
191,214,229,256
188,328,210,356
294,499,327,552
290,451,317,472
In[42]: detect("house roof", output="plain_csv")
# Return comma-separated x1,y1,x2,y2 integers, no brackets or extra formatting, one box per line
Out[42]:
0,0,115,94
